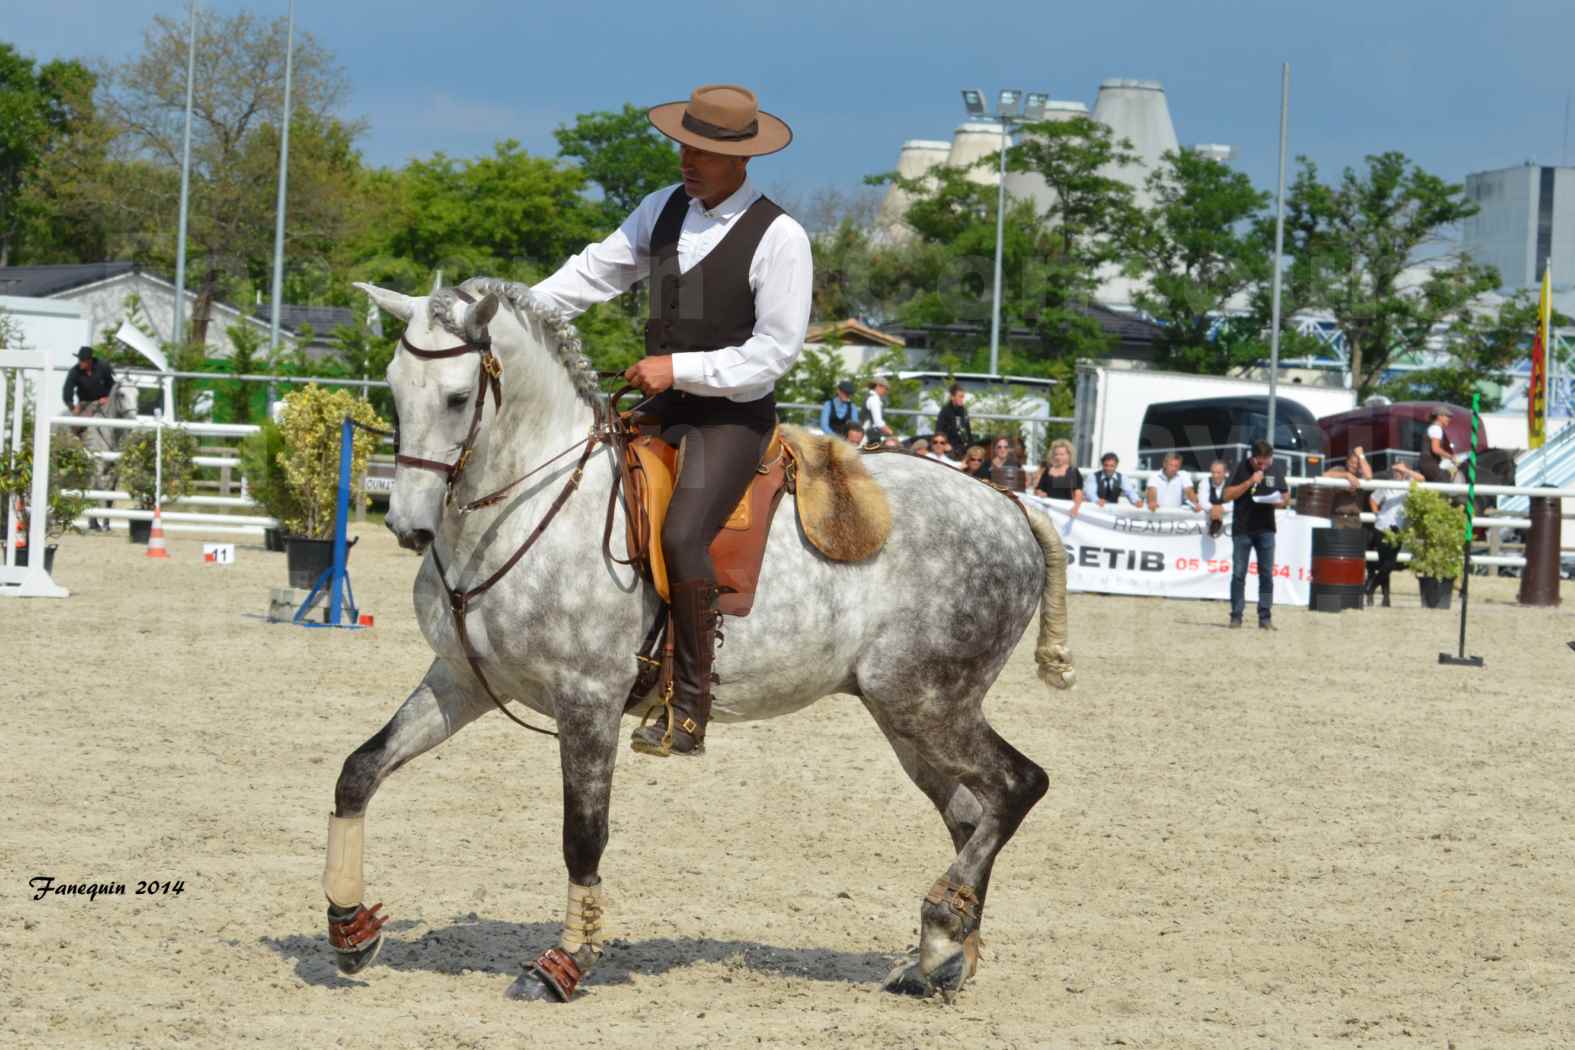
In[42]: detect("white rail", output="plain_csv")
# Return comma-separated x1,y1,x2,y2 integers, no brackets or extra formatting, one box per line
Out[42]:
50,415,260,438
68,489,260,510
83,507,277,527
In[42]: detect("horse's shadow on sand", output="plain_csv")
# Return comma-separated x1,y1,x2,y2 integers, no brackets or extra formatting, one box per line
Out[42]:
263,915,895,990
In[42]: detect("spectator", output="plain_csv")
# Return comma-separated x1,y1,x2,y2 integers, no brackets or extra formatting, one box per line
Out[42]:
1365,462,1423,607
863,378,893,441
845,424,866,446
818,379,859,438
1145,452,1200,512
962,444,988,477
1323,446,1373,528
1223,439,1289,629
935,383,973,461
1419,409,1457,482
925,432,955,464
1084,451,1141,508
909,435,930,457
980,436,1023,489
1196,458,1230,537
1033,438,1084,516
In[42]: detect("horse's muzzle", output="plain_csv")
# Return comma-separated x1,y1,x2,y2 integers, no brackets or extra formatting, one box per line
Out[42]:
386,517,433,553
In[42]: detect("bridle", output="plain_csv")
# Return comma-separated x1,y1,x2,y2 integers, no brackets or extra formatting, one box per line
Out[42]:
391,289,632,738
394,289,503,503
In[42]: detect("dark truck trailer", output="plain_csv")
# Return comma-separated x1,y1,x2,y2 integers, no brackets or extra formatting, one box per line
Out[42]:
1318,400,1515,487
1137,396,1327,477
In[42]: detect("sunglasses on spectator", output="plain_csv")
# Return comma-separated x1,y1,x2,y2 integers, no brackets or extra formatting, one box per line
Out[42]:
965,456,982,465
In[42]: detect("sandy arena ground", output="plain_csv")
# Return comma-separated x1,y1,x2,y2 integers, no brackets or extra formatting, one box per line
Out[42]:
4,525,1574,1049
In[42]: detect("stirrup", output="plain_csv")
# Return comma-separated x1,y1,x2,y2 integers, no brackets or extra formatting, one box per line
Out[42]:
631,687,701,758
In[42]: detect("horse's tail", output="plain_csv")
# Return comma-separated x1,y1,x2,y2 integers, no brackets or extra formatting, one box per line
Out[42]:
1023,505,1075,691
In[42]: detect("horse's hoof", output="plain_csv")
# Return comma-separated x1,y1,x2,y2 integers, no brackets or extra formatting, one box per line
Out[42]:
505,947,585,1002
327,902,388,976
504,969,563,1002
882,959,933,998
335,931,384,975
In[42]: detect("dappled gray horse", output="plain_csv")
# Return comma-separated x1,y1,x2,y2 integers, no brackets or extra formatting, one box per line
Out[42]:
324,278,1074,1001
75,381,138,492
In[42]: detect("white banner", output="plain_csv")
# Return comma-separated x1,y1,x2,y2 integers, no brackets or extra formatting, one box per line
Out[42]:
1022,495,1316,605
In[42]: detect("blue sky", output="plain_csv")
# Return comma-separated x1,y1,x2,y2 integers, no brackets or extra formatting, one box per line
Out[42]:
11,0,1575,206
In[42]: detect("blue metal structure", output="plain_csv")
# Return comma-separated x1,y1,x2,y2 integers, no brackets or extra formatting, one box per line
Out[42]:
293,416,363,629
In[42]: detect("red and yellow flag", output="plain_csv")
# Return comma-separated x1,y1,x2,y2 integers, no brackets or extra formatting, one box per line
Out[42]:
1529,267,1551,449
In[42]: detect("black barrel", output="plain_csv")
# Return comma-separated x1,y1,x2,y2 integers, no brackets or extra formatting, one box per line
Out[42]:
1309,528,1367,612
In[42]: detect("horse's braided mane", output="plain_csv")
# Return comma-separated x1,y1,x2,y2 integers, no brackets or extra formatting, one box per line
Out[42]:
428,278,602,408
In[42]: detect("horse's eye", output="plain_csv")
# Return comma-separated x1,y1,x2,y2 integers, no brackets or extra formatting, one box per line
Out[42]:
446,391,470,409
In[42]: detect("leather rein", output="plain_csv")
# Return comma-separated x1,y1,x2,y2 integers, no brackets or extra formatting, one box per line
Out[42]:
398,290,622,738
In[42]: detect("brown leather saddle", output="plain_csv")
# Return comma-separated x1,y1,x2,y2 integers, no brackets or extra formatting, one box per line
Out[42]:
607,398,790,619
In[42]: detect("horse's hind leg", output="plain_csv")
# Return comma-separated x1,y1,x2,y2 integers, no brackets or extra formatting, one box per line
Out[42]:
324,659,491,974
866,698,1048,999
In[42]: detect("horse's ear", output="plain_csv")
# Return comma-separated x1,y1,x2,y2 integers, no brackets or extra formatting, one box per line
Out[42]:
463,293,499,344
354,282,418,323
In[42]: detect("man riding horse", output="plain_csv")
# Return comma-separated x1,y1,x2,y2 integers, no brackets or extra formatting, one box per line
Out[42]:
534,84,811,758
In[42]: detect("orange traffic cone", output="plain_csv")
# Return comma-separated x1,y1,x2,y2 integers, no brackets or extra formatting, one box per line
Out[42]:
145,507,170,559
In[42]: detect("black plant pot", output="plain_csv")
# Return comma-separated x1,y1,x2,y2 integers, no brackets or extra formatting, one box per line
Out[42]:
1418,576,1455,610
13,543,57,573
263,527,285,552
285,536,350,589
128,518,153,544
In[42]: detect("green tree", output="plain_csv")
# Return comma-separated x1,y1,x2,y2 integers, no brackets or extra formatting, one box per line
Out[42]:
1127,148,1271,372
93,9,362,345
1264,152,1498,397
553,103,680,225
1381,291,1572,409
0,44,99,265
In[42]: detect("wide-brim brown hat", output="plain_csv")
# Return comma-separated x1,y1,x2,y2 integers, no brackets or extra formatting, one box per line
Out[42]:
648,84,792,157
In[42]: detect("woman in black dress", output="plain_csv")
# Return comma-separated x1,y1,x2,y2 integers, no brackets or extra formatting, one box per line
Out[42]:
1033,438,1084,516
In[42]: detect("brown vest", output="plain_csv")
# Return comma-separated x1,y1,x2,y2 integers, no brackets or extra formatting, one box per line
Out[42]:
643,187,783,425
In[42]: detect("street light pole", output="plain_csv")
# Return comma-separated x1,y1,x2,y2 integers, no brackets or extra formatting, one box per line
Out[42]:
268,0,296,357
988,119,1009,378
172,0,198,350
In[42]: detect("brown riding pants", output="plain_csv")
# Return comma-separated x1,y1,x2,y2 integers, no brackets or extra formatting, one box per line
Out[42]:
657,420,773,585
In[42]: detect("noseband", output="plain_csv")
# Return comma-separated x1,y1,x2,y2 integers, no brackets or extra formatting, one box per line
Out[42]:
395,290,502,501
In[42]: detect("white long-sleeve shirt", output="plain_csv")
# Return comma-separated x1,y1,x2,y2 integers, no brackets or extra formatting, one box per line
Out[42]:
864,391,888,433
532,179,813,402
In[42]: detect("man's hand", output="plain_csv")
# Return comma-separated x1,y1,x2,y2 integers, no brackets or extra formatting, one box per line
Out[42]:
96,396,109,406
1249,469,1265,487
70,404,83,416
1346,474,1360,490
623,356,674,396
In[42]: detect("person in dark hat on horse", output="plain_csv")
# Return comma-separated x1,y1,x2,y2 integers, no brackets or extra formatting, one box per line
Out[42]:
534,84,812,758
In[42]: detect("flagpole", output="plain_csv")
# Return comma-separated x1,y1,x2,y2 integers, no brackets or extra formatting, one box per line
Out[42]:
1543,255,1553,487
268,0,296,357
172,0,198,350
1266,64,1290,446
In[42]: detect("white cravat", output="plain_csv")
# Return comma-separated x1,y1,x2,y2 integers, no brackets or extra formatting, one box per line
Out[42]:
533,179,812,402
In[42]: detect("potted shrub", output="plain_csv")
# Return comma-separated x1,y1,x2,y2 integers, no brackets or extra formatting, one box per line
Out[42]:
0,429,95,572
116,426,199,543
239,420,300,552
276,384,387,588
1397,481,1468,609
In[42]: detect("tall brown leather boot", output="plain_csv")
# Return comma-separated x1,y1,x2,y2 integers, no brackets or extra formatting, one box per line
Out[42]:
631,579,717,757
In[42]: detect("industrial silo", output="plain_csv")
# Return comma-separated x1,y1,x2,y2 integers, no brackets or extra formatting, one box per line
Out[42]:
875,139,952,239
1002,100,1091,219
947,120,1008,185
1090,78,1180,207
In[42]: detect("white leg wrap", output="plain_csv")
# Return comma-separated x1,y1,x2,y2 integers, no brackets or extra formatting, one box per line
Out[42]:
559,881,606,956
323,813,366,909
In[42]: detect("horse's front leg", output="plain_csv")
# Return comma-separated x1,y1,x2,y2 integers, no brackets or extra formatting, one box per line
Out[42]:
507,686,622,1002
324,658,492,974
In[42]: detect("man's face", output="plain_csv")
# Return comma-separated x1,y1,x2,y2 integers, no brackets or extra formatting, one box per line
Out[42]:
930,436,951,456
1252,453,1273,471
950,390,966,406
1101,458,1118,475
78,356,93,371
1210,463,1227,485
1163,458,1180,478
846,428,864,445
680,145,748,205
